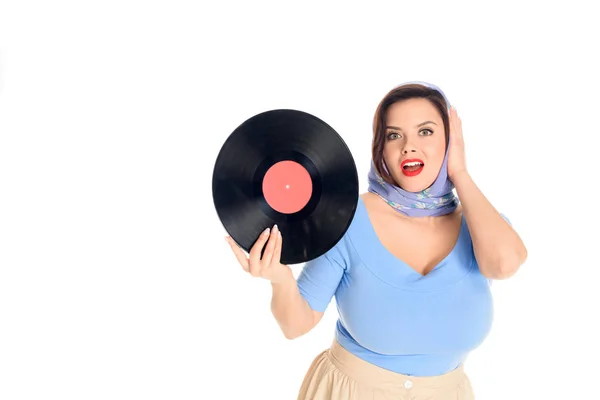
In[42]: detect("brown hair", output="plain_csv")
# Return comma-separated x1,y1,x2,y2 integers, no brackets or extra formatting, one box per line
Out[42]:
372,84,450,185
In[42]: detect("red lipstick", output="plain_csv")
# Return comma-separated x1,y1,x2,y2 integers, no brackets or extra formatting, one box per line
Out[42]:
401,158,424,177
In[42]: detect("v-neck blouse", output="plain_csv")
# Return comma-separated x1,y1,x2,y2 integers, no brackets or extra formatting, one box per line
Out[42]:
297,196,504,377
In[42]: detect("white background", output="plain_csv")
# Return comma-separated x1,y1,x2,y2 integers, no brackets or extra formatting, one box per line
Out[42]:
1,1,598,399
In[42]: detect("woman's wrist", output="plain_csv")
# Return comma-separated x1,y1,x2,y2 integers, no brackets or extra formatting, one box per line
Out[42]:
270,265,295,286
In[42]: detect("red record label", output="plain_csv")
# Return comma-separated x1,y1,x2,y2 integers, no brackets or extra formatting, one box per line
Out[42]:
262,160,313,214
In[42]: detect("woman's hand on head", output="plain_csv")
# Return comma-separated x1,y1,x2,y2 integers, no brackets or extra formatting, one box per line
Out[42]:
226,224,293,284
447,106,468,180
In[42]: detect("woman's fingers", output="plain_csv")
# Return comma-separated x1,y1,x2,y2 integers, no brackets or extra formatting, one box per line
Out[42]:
261,225,279,266
227,225,283,279
248,227,270,276
273,229,283,265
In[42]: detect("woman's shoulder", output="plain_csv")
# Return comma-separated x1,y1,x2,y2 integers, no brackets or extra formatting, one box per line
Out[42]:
359,191,381,209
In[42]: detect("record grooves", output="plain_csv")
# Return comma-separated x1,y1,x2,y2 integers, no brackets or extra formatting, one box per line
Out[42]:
212,109,358,264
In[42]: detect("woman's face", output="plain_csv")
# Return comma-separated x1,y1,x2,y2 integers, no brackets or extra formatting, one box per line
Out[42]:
382,98,447,193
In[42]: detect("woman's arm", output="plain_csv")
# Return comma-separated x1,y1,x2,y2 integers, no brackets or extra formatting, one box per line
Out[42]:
227,226,323,339
271,276,323,339
452,171,528,279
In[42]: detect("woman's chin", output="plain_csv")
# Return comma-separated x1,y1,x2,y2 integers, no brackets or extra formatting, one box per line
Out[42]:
396,177,436,193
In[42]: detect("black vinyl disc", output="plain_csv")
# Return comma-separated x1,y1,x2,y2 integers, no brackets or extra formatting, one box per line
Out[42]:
212,109,359,265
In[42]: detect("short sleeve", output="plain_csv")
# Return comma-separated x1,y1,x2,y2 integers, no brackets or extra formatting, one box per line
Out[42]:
296,241,348,313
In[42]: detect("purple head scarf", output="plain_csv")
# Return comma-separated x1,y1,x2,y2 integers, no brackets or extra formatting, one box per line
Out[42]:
367,81,459,217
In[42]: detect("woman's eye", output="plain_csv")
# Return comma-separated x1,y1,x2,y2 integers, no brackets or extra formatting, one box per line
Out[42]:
420,129,433,136
387,132,401,140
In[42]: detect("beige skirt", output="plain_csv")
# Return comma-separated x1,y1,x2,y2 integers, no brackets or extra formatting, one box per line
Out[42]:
297,340,474,400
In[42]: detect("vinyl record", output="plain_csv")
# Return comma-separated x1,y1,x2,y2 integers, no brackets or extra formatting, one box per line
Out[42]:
212,109,359,265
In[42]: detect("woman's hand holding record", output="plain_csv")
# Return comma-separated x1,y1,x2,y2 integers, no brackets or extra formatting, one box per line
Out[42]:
226,224,292,284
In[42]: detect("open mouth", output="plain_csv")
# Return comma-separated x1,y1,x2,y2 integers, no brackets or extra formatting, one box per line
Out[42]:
401,159,424,176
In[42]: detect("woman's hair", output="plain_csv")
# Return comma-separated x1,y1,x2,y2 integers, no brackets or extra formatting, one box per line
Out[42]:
372,84,450,185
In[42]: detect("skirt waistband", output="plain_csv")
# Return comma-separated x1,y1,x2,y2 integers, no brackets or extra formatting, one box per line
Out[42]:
326,340,466,393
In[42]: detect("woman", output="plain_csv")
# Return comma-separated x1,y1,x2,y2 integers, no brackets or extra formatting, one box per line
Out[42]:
226,82,527,399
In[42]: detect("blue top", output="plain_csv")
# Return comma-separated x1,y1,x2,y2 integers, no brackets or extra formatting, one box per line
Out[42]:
297,196,510,377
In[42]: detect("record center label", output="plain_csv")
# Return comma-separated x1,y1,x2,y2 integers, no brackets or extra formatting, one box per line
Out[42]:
262,160,312,214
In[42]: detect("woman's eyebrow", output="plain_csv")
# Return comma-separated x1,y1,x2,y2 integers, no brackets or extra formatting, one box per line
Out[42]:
385,121,437,131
